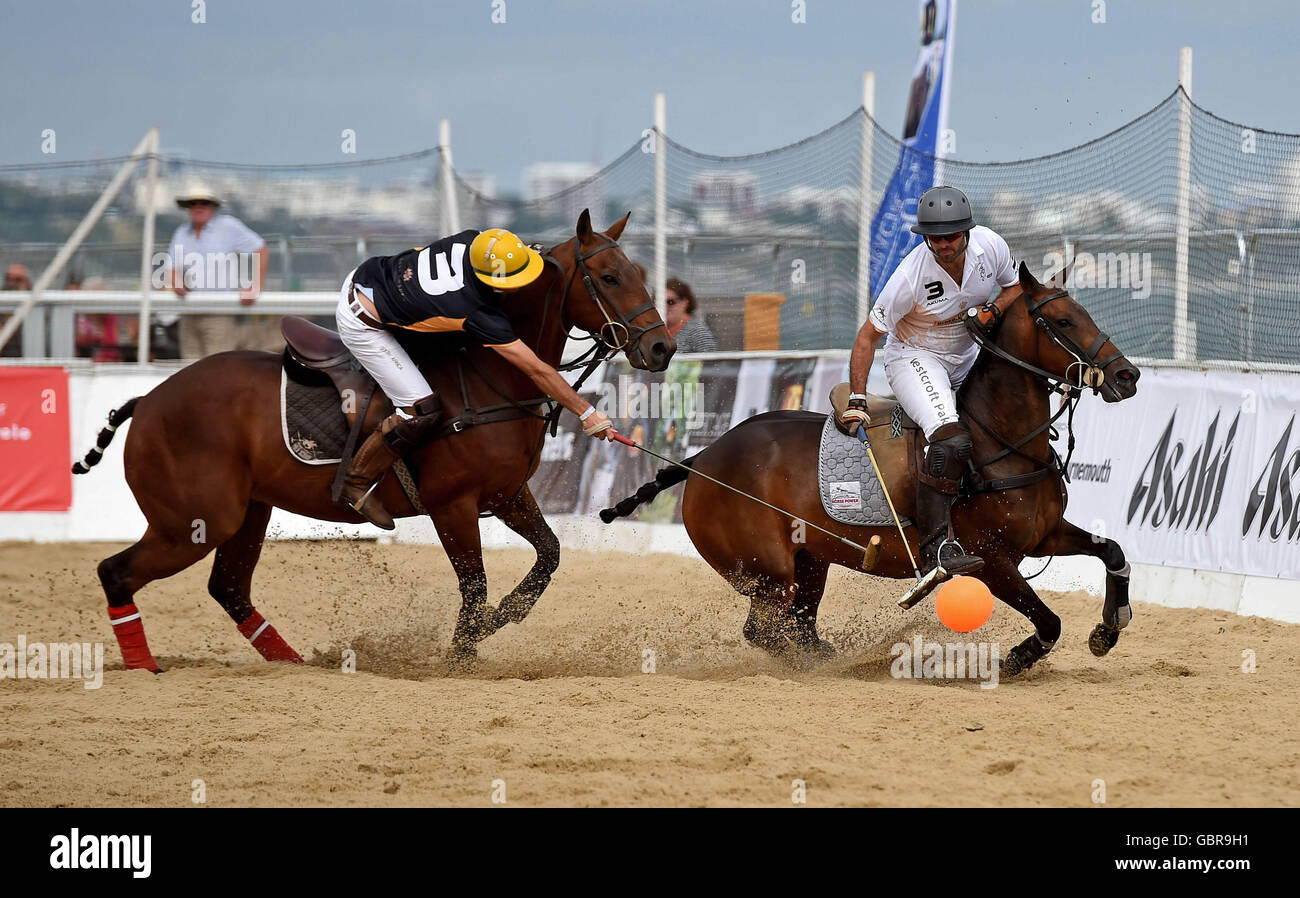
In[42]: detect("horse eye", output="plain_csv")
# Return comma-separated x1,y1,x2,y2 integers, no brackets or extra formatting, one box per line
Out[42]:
601,274,619,286
1057,318,1072,328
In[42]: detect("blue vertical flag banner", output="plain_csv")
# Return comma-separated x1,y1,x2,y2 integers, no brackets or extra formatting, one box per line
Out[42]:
869,0,957,298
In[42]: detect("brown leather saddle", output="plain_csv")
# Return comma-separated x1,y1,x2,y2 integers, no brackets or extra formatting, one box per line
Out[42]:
828,382,914,437
281,316,390,435
281,316,402,506
827,381,937,488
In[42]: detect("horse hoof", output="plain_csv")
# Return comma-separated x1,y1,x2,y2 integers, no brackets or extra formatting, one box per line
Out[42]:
785,638,836,670
800,637,837,662
1000,635,1051,677
1088,623,1121,657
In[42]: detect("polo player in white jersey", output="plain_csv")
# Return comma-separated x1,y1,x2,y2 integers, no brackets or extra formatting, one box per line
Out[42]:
840,185,1023,580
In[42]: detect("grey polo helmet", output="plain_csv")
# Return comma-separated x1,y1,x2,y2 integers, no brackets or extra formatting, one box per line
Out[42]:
911,185,975,236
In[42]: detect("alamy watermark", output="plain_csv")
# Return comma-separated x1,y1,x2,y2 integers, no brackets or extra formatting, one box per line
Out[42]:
152,250,261,291
1043,241,1152,299
1,635,104,690
592,374,703,424
890,635,1000,689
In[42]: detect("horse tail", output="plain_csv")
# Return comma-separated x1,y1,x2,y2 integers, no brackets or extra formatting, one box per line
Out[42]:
599,457,696,523
72,397,141,474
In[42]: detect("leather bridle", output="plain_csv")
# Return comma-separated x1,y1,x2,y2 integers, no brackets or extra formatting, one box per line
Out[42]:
543,235,666,356
959,289,1133,496
1024,289,1129,399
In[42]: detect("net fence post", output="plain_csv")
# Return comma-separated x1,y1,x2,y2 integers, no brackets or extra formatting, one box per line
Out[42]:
137,127,161,366
439,118,460,234
0,128,154,356
653,92,667,321
1174,46,1194,361
856,70,876,328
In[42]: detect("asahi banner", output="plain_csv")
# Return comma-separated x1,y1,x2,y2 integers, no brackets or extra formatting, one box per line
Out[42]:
1055,367,1300,580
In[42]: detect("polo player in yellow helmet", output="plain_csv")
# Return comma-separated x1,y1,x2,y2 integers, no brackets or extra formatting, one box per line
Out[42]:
335,227,614,529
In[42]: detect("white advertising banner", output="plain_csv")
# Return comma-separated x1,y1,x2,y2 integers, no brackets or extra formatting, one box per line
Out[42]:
1054,367,1300,580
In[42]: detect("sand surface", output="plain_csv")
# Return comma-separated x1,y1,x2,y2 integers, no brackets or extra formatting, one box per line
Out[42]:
2,540,1297,807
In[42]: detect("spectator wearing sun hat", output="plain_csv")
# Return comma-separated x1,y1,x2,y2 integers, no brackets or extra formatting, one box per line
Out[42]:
169,183,270,358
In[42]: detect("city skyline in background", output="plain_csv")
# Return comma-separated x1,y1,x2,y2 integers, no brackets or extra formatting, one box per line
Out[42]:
2,0,1298,193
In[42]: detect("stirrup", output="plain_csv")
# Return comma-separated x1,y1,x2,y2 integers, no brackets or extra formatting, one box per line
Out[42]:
349,479,382,514
937,537,984,575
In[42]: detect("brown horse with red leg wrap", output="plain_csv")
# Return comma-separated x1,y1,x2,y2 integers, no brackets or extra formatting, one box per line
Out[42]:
606,263,1140,675
76,211,672,669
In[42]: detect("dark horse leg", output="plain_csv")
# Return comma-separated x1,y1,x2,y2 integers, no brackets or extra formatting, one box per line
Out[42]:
1031,519,1133,658
432,497,492,661
787,551,835,660
482,485,560,638
207,501,302,663
978,553,1064,678
740,558,834,668
98,528,219,672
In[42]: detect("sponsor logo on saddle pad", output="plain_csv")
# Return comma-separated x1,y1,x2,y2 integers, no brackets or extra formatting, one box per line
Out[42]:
829,481,862,510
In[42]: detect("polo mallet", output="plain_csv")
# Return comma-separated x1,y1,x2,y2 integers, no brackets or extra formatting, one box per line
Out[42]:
855,425,945,610
606,430,882,571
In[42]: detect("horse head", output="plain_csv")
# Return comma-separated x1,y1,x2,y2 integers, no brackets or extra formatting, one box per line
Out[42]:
996,261,1140,402
546,209,675,371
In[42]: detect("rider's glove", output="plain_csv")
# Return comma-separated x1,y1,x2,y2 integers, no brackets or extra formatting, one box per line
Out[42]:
580,406,613,437
840,394,870,429
966,303,1003,340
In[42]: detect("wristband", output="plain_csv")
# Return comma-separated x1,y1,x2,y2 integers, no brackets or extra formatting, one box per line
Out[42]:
579,405,596,421
849,393,868,401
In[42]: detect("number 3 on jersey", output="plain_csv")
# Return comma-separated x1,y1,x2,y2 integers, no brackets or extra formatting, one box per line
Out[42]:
417,242,467,295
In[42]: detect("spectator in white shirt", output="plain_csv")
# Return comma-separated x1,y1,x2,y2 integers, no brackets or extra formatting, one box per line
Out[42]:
169,184,270,358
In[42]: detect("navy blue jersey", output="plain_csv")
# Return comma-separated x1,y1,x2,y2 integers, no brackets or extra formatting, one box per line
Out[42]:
352,229,519,346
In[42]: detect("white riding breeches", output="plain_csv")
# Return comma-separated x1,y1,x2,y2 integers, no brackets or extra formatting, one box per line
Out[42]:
883,342,977,440
334,268,433,410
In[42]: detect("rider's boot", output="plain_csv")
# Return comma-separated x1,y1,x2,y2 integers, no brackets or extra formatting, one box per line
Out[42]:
916,421,984,578
340,393,443,530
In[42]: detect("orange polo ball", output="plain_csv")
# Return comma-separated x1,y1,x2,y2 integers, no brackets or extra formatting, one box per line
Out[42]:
935,576,995,633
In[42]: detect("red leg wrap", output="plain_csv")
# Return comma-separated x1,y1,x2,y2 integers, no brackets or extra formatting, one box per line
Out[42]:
107,604,162,673
236,610,303,663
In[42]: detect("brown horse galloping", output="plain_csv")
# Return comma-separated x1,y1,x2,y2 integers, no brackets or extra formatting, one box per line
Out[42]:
76,211,672,669
607,263,1140,675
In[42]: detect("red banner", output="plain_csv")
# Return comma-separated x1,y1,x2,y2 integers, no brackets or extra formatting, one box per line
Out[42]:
0,367,72,511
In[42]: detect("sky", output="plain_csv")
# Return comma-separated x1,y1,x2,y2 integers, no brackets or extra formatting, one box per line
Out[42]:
2,0,1297,191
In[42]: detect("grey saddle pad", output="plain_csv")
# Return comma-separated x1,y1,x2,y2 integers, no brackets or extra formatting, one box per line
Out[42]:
817,414,910,527
280,369,347,464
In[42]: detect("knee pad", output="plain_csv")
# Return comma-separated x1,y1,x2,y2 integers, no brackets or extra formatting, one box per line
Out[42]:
383,396,444,455
926,424,972,478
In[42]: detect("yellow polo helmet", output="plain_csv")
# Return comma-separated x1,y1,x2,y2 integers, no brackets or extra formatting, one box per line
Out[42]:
469,228,544,290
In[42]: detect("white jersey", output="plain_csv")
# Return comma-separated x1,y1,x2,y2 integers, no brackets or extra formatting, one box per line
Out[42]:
869,225,1018,365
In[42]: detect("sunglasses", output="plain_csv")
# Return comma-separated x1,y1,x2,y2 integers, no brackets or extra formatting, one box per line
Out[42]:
181,201,216,209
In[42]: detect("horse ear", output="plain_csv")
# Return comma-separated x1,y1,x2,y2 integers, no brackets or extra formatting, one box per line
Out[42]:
576,208,594,244
605,211,631,241
1017,260,1040,293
